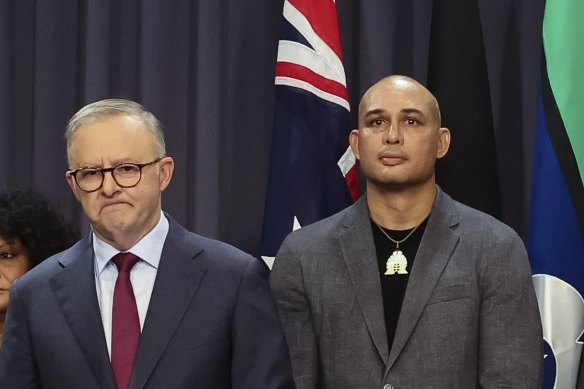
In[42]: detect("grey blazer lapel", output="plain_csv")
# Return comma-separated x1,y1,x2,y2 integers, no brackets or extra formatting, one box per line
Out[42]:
339,197,390,364
50,237,117,389
130,219,206,389
387,189,460,370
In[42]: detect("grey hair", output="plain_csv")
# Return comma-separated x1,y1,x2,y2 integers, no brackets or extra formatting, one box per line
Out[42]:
65,99,166,161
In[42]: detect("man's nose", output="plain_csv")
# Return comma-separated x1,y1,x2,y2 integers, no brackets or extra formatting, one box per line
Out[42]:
101,170,121,195
383,123,402,144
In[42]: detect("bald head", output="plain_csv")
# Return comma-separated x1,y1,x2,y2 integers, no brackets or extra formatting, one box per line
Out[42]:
349,74,451,191
358,75,441,127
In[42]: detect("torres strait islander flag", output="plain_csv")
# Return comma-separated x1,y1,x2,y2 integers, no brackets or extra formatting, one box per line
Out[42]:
261,0,359,267
528,0,584,387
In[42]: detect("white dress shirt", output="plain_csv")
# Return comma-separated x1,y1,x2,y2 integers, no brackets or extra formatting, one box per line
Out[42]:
93,211,169,358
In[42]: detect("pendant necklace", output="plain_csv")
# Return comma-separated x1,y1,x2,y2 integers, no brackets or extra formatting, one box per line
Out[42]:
375,221,422,275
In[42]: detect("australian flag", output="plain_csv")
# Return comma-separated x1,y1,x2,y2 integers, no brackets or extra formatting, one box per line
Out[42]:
261,0,359,267
528,0,584,387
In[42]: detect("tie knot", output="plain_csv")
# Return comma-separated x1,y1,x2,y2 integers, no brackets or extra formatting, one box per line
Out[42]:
111,252,140,273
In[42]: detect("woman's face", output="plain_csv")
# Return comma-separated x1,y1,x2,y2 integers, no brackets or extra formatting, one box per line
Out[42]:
0,235,31,314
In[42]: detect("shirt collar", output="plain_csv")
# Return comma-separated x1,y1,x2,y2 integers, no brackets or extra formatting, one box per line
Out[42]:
93,211,170,276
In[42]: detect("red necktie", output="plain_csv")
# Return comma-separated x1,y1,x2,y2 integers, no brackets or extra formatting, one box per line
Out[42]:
111,252,141,389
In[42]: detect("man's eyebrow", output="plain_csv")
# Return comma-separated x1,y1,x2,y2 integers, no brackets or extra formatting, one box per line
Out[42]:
364,108,426,117
364,108,384,118
401,108,424,115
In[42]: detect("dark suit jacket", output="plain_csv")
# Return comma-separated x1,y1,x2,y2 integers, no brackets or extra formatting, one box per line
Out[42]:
271,188,543,388
0,216,295,389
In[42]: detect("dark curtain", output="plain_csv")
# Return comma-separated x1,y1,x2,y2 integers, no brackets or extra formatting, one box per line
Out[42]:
0,0,544,257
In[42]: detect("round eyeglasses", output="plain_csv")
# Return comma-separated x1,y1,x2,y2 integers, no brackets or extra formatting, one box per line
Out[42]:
68,157,163,193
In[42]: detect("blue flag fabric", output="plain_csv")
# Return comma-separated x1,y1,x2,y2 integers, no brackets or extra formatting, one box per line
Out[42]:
528,0,584,387
261,0,358,265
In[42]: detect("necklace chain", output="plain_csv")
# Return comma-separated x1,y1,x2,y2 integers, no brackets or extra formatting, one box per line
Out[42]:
375,221,422,249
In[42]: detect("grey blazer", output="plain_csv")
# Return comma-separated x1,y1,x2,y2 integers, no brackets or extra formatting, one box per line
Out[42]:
0,215,295,389
271,188,543,388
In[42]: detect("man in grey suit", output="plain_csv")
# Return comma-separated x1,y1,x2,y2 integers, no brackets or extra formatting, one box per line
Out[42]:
270,75,543,388
0,99,295,388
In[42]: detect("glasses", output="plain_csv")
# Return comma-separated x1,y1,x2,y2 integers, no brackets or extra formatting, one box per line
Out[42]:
68,157,163,193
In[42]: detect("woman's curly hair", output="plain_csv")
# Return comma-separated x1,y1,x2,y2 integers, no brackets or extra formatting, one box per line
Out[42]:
0,189,79,268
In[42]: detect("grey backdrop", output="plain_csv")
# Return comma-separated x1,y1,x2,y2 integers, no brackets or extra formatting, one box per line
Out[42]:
0,0,545,256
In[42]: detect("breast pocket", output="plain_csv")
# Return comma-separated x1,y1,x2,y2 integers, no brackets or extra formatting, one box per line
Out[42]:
427,283,471,305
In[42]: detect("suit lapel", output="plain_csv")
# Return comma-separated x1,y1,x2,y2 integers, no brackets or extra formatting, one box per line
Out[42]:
339,197,390,364
130,219,206,389
387,189,460,370
50,237,117,389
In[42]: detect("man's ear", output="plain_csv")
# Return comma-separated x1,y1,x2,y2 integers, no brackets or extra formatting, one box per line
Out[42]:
65,171,82,201
158,157,175,192
436,127,451,159
349,129,360,160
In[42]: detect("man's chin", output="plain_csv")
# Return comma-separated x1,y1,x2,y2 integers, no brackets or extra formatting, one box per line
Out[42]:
93,216,131,237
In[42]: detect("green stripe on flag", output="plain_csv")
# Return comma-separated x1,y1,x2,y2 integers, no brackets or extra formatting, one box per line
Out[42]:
543,0,584,183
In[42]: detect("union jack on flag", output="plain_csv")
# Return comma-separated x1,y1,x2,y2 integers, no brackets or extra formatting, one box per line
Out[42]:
261,0,359,267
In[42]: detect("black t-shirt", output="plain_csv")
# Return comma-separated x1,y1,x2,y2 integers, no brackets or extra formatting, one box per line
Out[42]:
370,217,428,353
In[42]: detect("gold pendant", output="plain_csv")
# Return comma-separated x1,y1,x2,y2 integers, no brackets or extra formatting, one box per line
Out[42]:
384,249,408,275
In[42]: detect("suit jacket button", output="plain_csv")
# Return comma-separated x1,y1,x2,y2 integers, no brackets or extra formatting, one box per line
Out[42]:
383,385,394,389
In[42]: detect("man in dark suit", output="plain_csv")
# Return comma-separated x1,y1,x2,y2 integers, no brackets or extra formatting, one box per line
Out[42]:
270,75,543,388
0,99,295,389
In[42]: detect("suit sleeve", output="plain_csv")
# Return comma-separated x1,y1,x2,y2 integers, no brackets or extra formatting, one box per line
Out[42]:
478,233,543,388
0,283,42,388
270,238,318,389
230,257,296,389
